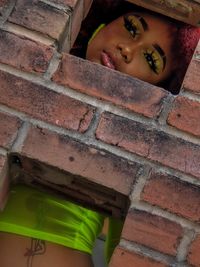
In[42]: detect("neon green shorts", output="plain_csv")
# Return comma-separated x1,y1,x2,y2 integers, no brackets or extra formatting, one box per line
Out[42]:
0,185,104,254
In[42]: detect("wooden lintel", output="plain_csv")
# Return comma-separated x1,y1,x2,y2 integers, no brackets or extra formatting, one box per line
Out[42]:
126,0,200,26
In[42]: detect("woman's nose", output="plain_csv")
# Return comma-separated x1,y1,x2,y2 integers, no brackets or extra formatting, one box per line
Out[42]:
117,43,135,63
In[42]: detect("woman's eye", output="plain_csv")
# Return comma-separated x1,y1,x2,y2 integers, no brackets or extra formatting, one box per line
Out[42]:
143,49,162,74
124,16,140,38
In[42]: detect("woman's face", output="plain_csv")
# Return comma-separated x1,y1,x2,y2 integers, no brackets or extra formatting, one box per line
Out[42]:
86,12,174,85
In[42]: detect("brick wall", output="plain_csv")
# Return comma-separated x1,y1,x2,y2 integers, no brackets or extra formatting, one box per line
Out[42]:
0,0,200,266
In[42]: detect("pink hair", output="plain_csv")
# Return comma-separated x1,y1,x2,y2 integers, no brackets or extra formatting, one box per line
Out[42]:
162,24,200,93
177,25,200,67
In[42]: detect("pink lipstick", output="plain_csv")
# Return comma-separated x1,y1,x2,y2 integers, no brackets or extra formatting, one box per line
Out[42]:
101,51,116,70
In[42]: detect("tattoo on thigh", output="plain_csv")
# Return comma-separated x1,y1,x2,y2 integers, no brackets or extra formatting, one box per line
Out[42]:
24,239,46,267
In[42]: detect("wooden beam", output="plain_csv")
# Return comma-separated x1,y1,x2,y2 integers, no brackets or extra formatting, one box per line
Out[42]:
126,0,200,26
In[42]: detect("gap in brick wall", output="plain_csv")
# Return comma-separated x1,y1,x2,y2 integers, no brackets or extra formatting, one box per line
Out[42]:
70,0,198,95
9,153,130,219
8,153,128,266
8,151,129,264
6,154,112,266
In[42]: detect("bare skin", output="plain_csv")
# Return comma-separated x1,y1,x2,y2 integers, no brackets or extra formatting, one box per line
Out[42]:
0,232,94,267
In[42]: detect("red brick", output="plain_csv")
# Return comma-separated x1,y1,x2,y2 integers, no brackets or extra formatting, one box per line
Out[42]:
0,155,9,210
83,0,93,18
0,70,95,133
47,1,84,49
70,0,83,47
122,209,183,256
187,235,200,267
16,125,139,196
52,54,168,118
0,111,22,149
96,112,200,179
110,247,168,267
0,0,10,17
8,0,69,40
183,59,200,94
167,96,200,137
0,155,5,168
0,30,54,73
0,0,9,8
33,0,90,13
46,0,78,7
141,172,200,222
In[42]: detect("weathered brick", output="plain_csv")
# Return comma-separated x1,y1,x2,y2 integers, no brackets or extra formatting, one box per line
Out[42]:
43,0,85,48
0,70,95,133
0,155,9,210
0,0,9,8
83,0,93,18
96,112,200,179
183,59,200,94
0,0,10,18
52,54,168,118
187,235,200,267
70,0,83,47
122,209,183,256
46,0,78,7
0,111,22,149
0,30,54,73
167,96,200,137
142,172,200,223
8,0,69,40
0,155,5,168
110,247,168,267
16,125,139,196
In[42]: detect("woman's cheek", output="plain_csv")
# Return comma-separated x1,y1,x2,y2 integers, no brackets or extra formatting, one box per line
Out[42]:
125,58,150,81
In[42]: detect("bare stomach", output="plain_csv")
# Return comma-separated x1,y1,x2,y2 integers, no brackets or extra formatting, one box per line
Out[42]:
0,232,94,267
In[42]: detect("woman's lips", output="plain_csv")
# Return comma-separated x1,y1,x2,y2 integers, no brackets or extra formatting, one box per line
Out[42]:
100,51,116,70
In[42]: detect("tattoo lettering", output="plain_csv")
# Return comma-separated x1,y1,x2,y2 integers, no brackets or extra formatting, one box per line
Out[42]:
24,239,46,267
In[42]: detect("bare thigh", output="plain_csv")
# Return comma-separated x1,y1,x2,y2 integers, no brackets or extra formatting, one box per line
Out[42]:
0,232,94,267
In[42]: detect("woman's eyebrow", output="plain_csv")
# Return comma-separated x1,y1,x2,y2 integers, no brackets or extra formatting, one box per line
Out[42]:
153,43,167,70
129,13,149,31
138,16,148,31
